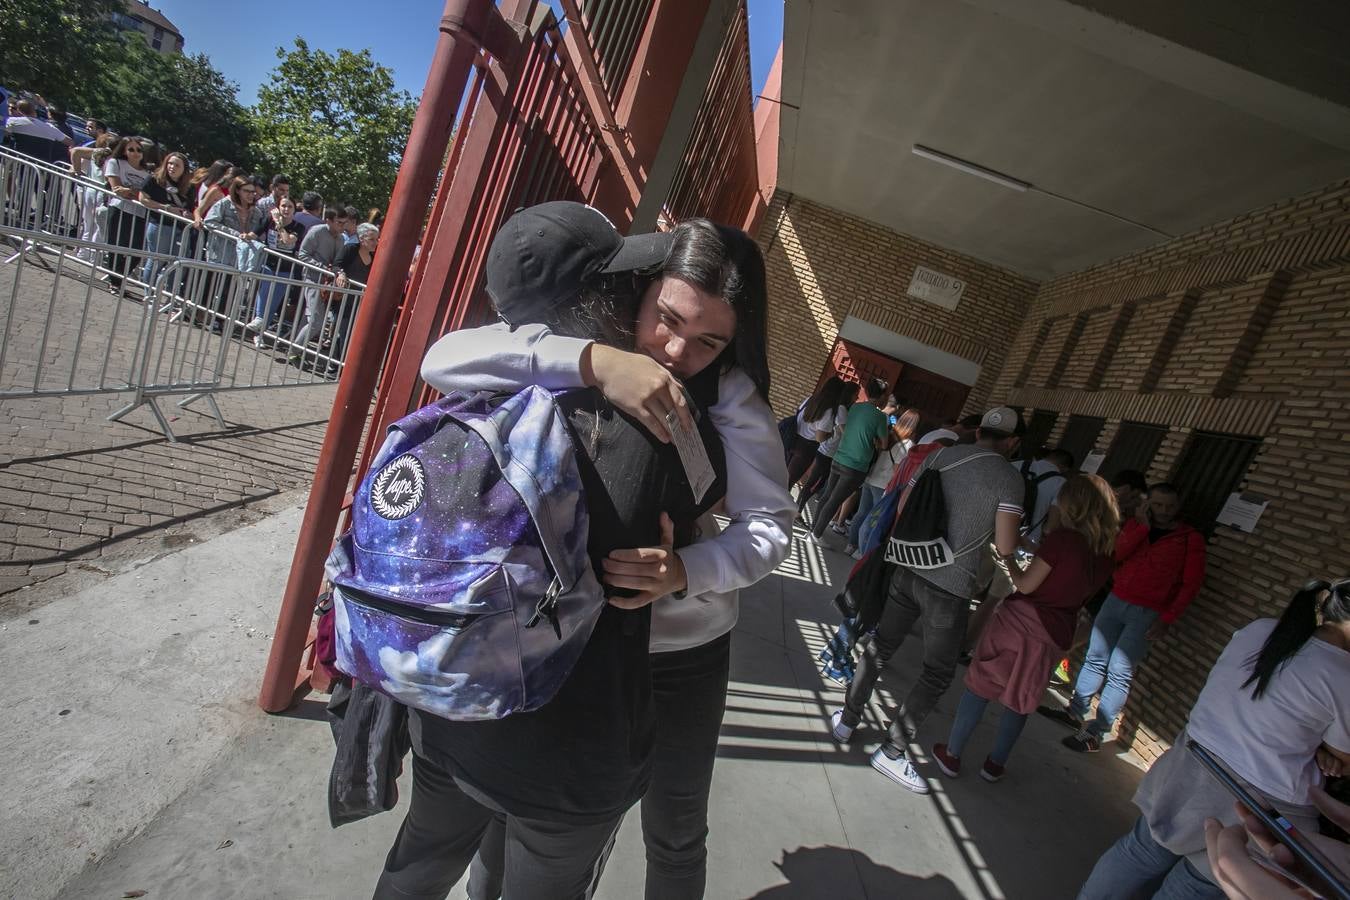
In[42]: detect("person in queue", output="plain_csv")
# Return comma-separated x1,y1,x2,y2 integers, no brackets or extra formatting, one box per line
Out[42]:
1079,578,1350,898
372,202,734,899
418,213,793,899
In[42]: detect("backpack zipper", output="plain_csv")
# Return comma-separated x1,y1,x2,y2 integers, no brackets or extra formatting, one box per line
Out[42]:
341,586,481,630
525,577,564,639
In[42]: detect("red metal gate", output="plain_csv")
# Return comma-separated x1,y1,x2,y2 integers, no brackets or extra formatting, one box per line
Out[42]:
259,0,761,711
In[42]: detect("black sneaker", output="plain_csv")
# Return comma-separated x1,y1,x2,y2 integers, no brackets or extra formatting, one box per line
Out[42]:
1037,705,1083,731
1062,730,1101,753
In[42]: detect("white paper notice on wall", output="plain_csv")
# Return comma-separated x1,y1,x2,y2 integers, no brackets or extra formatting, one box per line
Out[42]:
906,266,965,310
1080,451,1106,475
1216,492,1269,534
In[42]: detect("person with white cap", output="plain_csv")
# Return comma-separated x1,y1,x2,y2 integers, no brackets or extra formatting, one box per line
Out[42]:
828,407,1026,795
819,424,960,683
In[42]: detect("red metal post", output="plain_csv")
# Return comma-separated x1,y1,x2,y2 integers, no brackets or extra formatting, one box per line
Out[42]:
258,0,493,712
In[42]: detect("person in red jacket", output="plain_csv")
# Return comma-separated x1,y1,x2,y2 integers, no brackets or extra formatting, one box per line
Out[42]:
1047,482,1206,752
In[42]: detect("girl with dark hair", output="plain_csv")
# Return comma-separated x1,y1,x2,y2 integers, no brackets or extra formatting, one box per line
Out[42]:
419,214,794,899
786,376,849,485
793,380,857,522
189,160,236,230
101,135,153,290
374,203,730,899
1079,578,1350,898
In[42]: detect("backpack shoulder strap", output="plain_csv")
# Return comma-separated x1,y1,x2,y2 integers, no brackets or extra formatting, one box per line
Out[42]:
936,449,1003,473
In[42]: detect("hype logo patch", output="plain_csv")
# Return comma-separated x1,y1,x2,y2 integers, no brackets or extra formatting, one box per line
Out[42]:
371,454,427,520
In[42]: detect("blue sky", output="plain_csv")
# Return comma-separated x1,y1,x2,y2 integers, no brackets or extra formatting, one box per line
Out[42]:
154,0,783,106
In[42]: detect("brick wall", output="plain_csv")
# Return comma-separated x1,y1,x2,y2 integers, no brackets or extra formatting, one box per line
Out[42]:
757,192,1038,418
994,177,1350,762
760,179,1350,761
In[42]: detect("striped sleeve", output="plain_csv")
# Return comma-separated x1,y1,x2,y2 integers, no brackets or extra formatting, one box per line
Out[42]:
999,467,1026,516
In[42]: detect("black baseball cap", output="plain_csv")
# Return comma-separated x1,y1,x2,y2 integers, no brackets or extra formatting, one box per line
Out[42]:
485,201,673,325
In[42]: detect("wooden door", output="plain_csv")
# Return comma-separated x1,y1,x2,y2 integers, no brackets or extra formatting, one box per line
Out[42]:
815,339,904,404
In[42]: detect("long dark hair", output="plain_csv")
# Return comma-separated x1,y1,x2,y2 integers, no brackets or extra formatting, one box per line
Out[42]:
1243,578,1350,699
189,159,233,192
662,219,771,402
803,376,850,423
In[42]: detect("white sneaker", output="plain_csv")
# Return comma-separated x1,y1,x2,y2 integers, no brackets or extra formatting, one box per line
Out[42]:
245,316,265,332
829,709,853,744
829,522,847,536
804,531,822,547
870,746,931,794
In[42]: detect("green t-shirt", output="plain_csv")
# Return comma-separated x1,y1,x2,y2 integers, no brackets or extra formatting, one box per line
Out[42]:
833,402,888,472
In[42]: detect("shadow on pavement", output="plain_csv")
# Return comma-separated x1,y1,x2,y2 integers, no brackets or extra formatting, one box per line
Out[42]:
746,845,962,899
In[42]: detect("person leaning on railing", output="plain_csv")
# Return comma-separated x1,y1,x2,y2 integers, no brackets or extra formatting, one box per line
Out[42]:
101,135,154,291
325,222,379,373
68,133,116,258
137,150,194,288
202,175,267,330
245,195,306,345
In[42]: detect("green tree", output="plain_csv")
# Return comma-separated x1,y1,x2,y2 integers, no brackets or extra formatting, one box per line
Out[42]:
82,37,254,167
249,39,417,213
0,0,122,104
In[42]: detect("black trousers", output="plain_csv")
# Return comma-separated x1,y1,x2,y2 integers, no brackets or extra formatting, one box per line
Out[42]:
374,748,622,900
795,452,833,514
467,633,733,900
810,461,868,538
785,437,820,486
103,207,146,286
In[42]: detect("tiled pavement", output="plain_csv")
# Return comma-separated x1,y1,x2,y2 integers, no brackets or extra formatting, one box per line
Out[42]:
0,257,339,597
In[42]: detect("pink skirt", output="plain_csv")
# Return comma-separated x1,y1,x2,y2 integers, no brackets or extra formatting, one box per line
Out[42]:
963,598,1062,715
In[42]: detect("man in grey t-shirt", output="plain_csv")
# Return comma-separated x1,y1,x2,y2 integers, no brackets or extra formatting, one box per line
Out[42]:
831,407,1025,795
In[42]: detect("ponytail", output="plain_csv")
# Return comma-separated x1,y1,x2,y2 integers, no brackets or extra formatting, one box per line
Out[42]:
1243,579,1346,699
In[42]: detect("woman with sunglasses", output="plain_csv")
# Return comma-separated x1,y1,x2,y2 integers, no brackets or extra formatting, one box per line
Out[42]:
1079,577,1350,898
101,136,153,291
203,176,267,329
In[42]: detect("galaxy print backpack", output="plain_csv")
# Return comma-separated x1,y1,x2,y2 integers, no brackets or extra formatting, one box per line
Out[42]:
325,386,604,721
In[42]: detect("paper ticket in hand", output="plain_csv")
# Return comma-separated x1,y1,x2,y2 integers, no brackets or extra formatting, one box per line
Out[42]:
669,414,715,504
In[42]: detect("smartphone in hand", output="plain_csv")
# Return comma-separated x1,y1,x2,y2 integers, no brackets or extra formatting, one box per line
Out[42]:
1189,740,1350,900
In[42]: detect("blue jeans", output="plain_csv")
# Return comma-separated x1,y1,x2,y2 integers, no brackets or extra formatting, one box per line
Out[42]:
1069,593,1159,738
1078,815,1221,899
253,265,295,327
945,689,1028,766
849,484,884,549
141,219,187,286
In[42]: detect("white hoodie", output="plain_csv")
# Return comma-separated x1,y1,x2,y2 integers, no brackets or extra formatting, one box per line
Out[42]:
420,322,795,653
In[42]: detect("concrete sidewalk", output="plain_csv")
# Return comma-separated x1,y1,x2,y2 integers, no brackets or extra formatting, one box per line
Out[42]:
3,504,1145,899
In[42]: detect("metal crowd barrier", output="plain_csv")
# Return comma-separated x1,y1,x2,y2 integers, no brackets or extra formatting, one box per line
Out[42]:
0,147,372,441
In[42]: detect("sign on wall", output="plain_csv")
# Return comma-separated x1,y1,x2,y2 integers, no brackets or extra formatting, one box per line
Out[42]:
906,266,965,310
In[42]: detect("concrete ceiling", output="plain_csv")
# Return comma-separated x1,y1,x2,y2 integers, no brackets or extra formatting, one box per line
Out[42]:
776,0,1350,279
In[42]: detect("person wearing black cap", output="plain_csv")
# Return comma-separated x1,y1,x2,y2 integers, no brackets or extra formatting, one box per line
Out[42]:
420,203,794,900
373,203,730,900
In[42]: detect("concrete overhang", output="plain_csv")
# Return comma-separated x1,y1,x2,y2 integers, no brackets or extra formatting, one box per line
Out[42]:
776,0,1350,279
